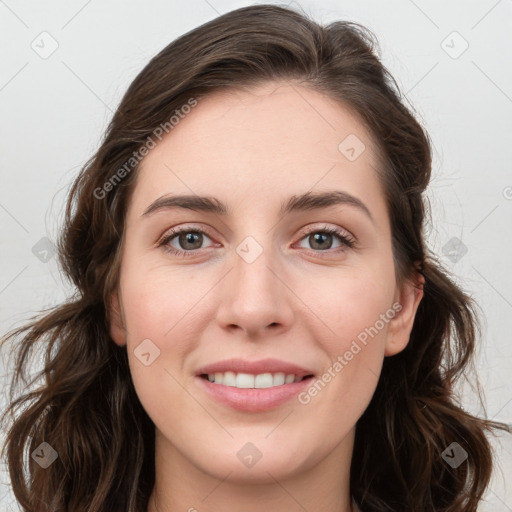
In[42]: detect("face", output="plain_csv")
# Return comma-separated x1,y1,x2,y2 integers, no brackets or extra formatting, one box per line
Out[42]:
109,81,422,486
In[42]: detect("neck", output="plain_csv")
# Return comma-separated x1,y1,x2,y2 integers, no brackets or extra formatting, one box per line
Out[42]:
147,428,356,512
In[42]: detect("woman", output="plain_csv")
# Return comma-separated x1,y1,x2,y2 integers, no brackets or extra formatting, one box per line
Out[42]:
1,4,509,511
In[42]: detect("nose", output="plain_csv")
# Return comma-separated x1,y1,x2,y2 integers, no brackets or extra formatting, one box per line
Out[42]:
215,241,295,338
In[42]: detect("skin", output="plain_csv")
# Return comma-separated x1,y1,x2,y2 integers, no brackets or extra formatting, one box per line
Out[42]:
109,81,423,512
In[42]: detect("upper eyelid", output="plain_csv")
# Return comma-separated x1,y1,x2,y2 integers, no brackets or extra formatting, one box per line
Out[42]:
159,224,214,243
304,224,354,239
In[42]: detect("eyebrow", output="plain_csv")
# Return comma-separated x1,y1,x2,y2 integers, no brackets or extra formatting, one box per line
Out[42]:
142,190,374,223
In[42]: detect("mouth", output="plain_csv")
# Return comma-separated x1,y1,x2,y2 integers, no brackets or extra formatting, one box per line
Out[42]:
195,358,316,412
195,358,316,411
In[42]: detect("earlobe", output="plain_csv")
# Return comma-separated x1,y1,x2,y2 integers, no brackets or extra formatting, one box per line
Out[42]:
384,273,424,357
108,290,127,346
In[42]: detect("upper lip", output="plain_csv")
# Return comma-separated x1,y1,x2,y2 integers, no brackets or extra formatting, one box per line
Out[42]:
196,358,315,378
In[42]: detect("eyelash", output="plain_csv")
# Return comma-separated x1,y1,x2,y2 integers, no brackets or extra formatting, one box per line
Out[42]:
157,224,355,258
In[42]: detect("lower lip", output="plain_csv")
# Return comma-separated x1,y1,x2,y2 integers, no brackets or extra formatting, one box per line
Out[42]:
196,376,314,412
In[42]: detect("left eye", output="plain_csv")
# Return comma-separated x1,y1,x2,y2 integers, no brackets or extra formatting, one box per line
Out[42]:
296,228,354,251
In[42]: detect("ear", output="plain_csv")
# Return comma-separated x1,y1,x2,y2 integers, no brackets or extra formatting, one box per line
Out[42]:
108,290,127,346
384,272,424,357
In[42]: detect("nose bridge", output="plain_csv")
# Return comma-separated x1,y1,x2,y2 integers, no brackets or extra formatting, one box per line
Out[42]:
235,237,277,297
216,233,294,335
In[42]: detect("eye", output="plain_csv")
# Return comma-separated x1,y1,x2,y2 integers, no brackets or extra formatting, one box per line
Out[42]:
157,226,216,257
157,224,356,258
296,225,355,253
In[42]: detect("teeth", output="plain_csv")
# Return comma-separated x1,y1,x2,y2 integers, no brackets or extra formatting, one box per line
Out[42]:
237,373,255,388
205,372,306,388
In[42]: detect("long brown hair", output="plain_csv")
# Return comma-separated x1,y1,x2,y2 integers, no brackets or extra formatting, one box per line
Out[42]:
1,4,509,511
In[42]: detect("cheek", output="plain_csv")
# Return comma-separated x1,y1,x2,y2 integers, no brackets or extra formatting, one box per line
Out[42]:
117,262,209,412
120,261,212,343
299,262,395,344
294,266,395,416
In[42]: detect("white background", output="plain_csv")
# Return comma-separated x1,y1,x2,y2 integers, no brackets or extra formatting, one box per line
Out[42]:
0,0,511,510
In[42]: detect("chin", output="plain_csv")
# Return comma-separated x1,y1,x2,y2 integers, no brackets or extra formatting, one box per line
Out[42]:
188,436,313,483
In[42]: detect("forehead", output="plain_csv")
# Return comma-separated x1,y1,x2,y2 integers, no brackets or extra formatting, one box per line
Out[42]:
129,81,386,219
